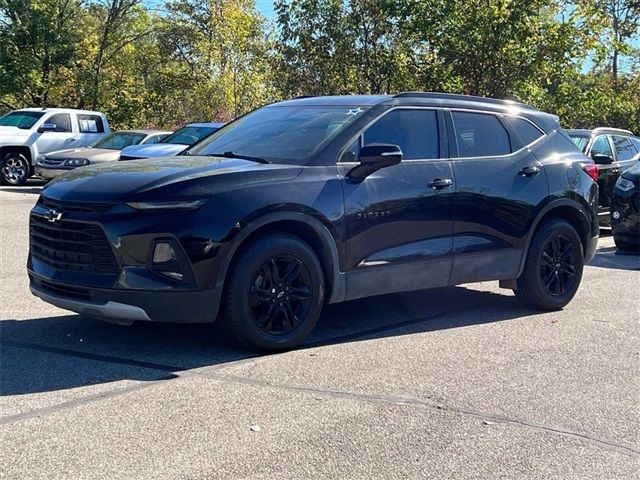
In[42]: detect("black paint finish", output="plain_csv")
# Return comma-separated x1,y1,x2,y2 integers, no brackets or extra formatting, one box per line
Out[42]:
28,93,599,323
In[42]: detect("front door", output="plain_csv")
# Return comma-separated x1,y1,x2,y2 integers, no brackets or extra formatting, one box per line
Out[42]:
338,108,455,301
36,113,76,154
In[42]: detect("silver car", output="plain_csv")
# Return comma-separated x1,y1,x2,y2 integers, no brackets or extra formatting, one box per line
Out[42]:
35,129,171,180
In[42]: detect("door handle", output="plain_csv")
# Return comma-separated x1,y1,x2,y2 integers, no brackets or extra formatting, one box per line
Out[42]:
518,166,540,177
427,178,453,189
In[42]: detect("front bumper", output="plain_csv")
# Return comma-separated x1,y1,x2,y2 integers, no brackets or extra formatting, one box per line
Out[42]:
29,273,221,323
35,165,73,180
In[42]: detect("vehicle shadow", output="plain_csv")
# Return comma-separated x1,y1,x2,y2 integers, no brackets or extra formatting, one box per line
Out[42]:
588,246,640,270
0,286,534,397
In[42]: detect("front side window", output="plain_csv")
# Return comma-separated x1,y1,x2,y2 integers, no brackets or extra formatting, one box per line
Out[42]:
189,105,370,164
0,111,44,129
162,126,218,146
590,136,613,158
77,114,105,133
507,116,544,146
612,135,639,161
92,132,146,150
452,111,511,157
45,113,71,132
361,109,439,160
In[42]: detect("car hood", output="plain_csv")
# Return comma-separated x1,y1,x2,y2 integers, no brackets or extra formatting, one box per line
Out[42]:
42,156,303,203
0,126,33,144
120,143,186,158
46,148,120,163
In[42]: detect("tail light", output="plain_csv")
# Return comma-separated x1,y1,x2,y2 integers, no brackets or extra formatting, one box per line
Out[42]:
582,163,599,181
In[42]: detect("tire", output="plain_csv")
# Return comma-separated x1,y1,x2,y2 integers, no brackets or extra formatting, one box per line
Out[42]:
222,232,325,351
515,219,584,310
1,152,31,186
614,237,640,253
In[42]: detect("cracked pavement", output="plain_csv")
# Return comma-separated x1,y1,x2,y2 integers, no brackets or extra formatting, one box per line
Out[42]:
1,182,639,479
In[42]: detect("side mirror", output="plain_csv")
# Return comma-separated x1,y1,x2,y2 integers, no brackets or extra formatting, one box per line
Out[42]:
592,154,613,165
37,123,57,133
347,144,403,181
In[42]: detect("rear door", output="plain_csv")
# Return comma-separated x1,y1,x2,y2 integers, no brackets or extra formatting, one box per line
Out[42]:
75,113,107,147
339,108,455,300
447,110,549,284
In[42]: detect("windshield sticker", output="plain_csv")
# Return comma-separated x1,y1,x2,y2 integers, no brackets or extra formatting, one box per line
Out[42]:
346,108,363,116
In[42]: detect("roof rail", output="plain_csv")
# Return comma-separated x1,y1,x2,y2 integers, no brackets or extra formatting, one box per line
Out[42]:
393,92,535,109
592,127,634,135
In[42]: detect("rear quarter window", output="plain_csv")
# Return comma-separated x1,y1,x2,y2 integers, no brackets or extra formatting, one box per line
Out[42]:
507,116,544,146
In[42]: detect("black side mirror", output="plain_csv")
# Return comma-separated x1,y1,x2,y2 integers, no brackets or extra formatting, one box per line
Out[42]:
592,154,613,165
347,144,403,181
37,123,57,133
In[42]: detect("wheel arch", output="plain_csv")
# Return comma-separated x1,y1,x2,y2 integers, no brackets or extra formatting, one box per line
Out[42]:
517,198,595,277
216,212,346,304
0,145,33,164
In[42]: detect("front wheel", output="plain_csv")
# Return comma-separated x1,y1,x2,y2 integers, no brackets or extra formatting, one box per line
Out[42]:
1,152,31,186
515,219,584,310
222,233,325,351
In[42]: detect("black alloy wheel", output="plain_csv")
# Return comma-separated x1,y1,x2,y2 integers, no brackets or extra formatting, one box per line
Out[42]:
223,232,325,351
539,234,578,297
249,254,313,335
515,219,584,310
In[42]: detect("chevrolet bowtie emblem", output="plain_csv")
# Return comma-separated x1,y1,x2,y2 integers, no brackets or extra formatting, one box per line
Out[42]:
44,209,62,223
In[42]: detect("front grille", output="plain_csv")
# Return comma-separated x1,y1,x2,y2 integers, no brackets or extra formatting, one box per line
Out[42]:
39,197,111,213
42,156,65,166
38,278,91,301
30,214,118,274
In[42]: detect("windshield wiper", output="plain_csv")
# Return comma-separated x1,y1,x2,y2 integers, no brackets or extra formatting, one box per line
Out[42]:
206,151,270,164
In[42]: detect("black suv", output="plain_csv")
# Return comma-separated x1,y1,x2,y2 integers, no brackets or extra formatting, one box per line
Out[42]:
29,93,599,351
566,128,640,225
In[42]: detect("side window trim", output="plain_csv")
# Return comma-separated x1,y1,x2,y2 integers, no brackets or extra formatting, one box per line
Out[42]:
337,106,447,163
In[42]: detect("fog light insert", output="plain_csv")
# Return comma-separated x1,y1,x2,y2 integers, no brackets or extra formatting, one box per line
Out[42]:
153,242,177,263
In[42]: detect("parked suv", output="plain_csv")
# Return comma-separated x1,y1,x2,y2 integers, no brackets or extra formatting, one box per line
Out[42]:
35,130,171,180
29,93,598,351
566,128,640,225
0,108,110,185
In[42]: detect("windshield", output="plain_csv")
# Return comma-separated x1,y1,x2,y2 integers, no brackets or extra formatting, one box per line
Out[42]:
0,111,45,129
92,132,146,150
569,135,589,152
161,126,219,146
189,105,369,163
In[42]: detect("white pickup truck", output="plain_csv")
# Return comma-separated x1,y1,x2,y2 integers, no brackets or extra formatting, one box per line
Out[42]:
0,108,111,185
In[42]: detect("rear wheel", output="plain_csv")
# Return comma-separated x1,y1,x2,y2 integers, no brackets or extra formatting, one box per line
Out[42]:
515,219,584,310
1,152,30,186
222,233,325,351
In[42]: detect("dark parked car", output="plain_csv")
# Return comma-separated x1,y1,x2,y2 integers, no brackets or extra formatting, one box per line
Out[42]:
29,93,599,351
566,128,640,226
610,163,640,252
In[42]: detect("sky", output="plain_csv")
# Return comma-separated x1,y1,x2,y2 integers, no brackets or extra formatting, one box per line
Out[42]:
256,0,276,18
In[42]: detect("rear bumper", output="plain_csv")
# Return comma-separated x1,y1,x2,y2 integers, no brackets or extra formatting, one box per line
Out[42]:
29,273,221,323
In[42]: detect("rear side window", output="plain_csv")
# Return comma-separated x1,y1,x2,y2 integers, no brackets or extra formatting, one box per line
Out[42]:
452,112,511,157
77,114,105,133
507,116,544,146
612,136,639,161
590,136,613,158
362,109,439,160
45,113,71,132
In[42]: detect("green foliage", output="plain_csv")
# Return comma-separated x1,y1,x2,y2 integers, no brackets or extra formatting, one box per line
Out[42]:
0,0,638,132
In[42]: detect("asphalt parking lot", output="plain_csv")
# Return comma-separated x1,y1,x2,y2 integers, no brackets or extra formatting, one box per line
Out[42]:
1,181,639,479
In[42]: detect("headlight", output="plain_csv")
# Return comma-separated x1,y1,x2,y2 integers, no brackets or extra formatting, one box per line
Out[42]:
616,177,635,192
127,199,207,210
63,158,90,167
